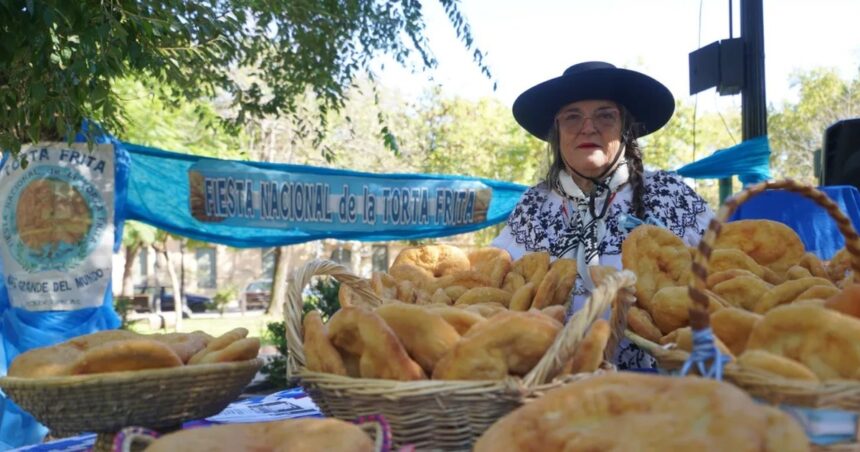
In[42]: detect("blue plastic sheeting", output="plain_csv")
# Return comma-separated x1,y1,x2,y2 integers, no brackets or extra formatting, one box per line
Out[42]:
676,136,772,186
123,143,530,248
0,131,127,450
730,185,860,260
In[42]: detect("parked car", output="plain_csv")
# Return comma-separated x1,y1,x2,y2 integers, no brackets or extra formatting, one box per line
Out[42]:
243,279,272,310
134,285,212,314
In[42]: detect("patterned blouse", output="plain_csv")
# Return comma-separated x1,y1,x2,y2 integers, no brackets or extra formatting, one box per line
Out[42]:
492,170,714,369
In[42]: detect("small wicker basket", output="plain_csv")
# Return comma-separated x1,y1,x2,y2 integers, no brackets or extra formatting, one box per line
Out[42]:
626,179,860,451
0,358,262,451
284,259,637,450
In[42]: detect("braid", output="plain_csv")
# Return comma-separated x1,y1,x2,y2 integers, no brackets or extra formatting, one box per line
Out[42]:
621,107,647,219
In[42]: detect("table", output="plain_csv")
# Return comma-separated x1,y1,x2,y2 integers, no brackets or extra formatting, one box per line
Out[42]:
12,387,320,452
729,185,860,260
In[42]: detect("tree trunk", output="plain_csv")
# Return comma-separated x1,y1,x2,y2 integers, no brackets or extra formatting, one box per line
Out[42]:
163,242,183,332
121,243,141,297
266,245,292,317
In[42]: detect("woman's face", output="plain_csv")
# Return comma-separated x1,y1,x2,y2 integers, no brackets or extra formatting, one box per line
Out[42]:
556,99,623,178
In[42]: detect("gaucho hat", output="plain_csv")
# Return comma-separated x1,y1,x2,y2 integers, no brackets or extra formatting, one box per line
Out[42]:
512,61,675,141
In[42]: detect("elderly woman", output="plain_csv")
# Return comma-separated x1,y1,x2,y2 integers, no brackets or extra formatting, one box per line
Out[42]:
492,61,714,369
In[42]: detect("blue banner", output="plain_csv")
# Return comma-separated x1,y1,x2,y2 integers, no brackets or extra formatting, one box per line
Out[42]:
676,136,772,186
124,143,529,247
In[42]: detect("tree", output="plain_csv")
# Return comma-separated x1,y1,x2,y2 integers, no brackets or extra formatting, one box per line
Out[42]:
768,68,860,183
1,0,490,156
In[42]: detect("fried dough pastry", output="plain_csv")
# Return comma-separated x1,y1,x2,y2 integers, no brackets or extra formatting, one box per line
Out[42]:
509,282,536,311
710,307,762,356
8,344,82,378
532,258,577,309
649,286,724,334
621,225,691,311
714,219,806,274
370,271,399,299
705,269,761,288
189,327,249,364
824,283,860,318
753,277,834,314
708,248,766,279
747,303,860,380
145,418,375,452
794,285,840,303
303,311,347,375
501,271,526,293
388,263,435,291
392,244,471,277
196,337,260,364
429,288,453,305
425,305,486,335
67,329,139,349
474,372,808,452
661,327,735,359
711,276,772,311
375,303,460,373
432,311,561,380
827,247,852,282
150,331,212,363
69,339,183,374
462,302,507,318
468,247,512,288
562,319,610,375
799,252,829,278
786,265,813,280
511,251,551,286
327,307,425,380
737,349,819,382
428,270,495,293
540,305,567,324
627,306,663,343
454,287,513,307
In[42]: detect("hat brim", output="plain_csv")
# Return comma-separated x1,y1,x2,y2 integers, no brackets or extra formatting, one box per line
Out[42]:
512,67,675,140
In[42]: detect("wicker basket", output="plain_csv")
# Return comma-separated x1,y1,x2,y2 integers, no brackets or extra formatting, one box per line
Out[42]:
626,179,860,450
285,259,637,450
0,358,262,451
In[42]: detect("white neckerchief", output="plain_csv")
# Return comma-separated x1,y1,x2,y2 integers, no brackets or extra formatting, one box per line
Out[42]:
556,160,630,291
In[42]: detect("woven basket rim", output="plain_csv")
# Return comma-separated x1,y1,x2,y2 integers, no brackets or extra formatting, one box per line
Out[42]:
0,358,263,389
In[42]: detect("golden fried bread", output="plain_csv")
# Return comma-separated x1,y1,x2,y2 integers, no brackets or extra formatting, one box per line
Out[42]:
511,251,551,286
432,311,560,380
196,337,260,364
747,303,860,380
706,269,761,288
474,372,808,452
150,331,212,364
737,349,819,382
562,319,610,375
468,248,512,288
424,305,486,335
627,306,663,343
649,286,724,334
189,327,249,365
327,307,425,380
145,418,374,452
509,282,536,311
824,283,860,318
531,258,577,309
393,244,471,277
303,311,347,375
540,305,567,324
710,307,762,356
69,339,183,374
714,219,806,274
374,303,460,373
454,287,513,308
661,327,735,359
8,344,82,378
711,276,772,310
752,277,834,314
621,225,691,312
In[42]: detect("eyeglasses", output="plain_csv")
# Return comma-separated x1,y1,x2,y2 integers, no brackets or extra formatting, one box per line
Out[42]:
556,108,621,134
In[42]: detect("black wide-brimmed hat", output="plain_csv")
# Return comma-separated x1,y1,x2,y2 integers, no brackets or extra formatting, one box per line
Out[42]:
512,61,675,141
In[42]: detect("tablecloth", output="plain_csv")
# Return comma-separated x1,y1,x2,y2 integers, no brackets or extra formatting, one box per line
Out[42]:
729,185,860,260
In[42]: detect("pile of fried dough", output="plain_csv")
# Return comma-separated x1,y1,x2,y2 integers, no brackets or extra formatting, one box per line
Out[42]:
304,244,613,381
8,327,260,378
622,220,860,383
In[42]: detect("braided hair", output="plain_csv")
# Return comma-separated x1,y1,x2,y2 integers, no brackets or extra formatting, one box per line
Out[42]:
544,105,647,219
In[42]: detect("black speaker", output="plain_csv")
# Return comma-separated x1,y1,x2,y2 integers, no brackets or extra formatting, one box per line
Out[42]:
822,118,860,190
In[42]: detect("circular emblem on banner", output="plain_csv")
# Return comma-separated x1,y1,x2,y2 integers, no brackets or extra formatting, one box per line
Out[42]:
2,165,108,272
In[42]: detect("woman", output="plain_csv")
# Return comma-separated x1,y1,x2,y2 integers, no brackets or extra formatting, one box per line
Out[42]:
492,61,714,369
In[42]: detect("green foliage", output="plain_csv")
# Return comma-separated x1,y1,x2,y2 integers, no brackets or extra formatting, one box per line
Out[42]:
0,0,489,155
213,285,238,315
113,296,133,330
260,277,342,389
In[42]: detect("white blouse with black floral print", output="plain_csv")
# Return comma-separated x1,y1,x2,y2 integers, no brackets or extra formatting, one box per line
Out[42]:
492,170,714,370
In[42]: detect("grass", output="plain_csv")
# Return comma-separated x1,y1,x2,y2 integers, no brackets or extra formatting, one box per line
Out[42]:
127,312,283,348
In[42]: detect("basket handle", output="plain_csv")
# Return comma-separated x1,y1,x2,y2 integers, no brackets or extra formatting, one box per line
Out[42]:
285,259,383,379
113,427,160,452
688,179,860,332
523,269,637,386
354,414,393,452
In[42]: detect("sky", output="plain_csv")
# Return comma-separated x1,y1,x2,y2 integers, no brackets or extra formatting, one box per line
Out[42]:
378,0,860,112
